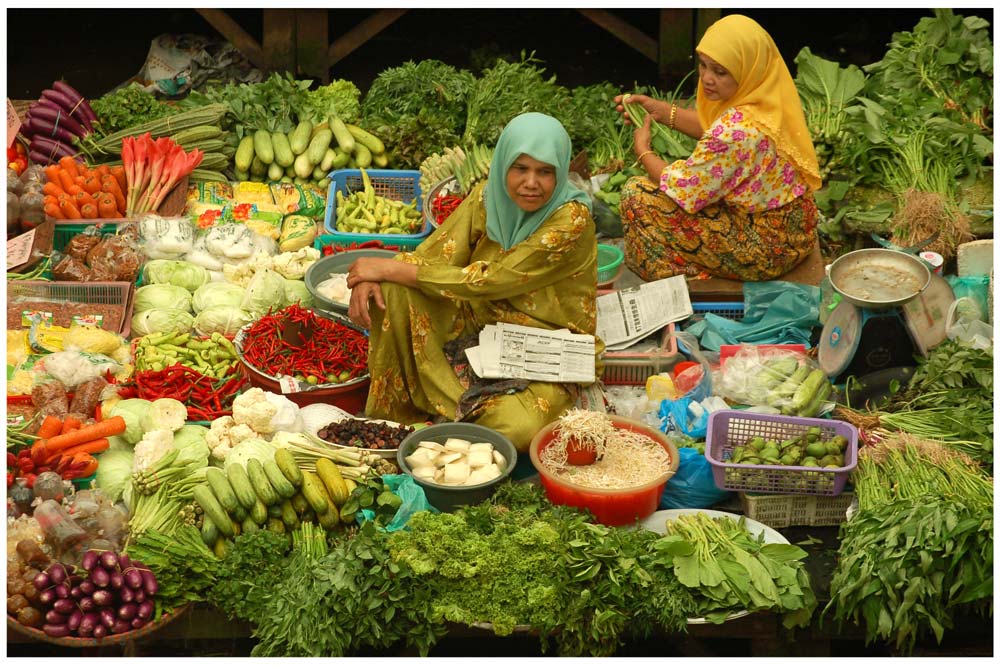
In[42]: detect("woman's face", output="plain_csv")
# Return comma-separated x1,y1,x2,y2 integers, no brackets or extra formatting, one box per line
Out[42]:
506,153,556,212
697,53,738,102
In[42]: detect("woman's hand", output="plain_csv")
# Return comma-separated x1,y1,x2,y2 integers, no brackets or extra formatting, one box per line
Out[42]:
346,257,393,288
633,114,653,157
347,281,384,330
614,93,668,125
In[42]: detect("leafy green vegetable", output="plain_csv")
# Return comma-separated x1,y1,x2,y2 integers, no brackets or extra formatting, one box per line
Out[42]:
361,59,474,134
364,109,461,170
126,526,218,615
301,79,362,124
206,530,292,624
90,83,179,136
185,72,312,138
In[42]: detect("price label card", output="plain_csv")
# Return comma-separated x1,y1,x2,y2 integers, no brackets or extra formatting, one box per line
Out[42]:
6,228,35,270
7,98,21,148
278,375,301,394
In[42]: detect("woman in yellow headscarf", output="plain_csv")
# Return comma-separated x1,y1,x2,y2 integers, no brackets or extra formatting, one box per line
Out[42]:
613,14,821,281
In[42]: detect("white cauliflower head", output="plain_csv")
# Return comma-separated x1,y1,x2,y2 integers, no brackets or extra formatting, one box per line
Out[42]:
133,429,176,472
232,388,278,434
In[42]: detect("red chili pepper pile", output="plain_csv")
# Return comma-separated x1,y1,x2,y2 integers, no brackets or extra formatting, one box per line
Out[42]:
320,239,403,256
240,303,369,384
431,192,464,225
135,364,247,421
9,449,95,487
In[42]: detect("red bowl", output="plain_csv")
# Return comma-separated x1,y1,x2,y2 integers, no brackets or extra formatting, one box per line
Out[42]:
529,415,680,526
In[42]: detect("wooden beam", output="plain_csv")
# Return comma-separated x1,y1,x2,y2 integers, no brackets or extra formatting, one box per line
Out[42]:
695,8,722,43
263,9,297,74
577,9,657,62
658,9,695,85
328,9,407,68
195,9,265,71
296,9,330,82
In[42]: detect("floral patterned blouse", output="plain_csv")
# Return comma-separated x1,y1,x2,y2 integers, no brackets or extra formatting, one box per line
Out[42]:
659,107,811,214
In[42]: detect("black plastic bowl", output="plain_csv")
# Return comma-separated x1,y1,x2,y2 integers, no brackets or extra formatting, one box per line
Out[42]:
396,423,518,512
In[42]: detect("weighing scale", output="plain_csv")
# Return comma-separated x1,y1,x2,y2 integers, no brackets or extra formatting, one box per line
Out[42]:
818,249,955,384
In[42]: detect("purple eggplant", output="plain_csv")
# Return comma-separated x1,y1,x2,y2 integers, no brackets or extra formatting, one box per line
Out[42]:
92,589,114,607
53,583,71,600
110,619,132,634
109,571,125,590
123,567,143,590
92,623,108,639
29,136,78,161
47,563,67,585
52,598,76,615
78,597,96,613
81,550,100,572
28,117,80,145
99,607,116,629
117,603,138,621
67,609,84,632
45,609,67,625
79,580,95,595
78,612,99,637
136,599,154,621
31,101,87,138
38,588,57,607
42,623,72,638
69,586,83,600
33,571,51,591
40,89,93,132
132,589,146,605
99,551,119,571
89,566,111,588
131,617,146,630
66,574,83,586
119,586,134,604
52,80,97,125
139,569,158,596
118,554,132,570
28,149,55,166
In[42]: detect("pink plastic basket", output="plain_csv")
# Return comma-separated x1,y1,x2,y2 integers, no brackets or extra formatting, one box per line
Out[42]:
705,410,858,496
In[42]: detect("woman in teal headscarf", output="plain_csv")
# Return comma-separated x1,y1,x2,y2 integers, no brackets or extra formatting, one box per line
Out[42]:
346,112,601,451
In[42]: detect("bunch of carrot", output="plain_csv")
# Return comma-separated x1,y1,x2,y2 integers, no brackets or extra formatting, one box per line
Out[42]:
27,414,126,480
42,155,128,221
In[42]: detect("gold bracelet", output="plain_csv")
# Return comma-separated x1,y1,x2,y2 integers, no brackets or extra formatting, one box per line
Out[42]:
668,104,678,130
636,150,655,162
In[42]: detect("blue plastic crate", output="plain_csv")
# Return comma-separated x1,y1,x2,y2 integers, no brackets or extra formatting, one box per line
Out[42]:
323,169,431,249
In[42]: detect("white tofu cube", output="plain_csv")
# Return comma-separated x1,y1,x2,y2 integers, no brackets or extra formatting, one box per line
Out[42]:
466,467,492,485
411,466,436,480
443,460,470,485
436,451,464,467
443,438,471,453
468,442,494,454
417,440,446,453
467,449,493,468
405,448,435,469
492,450,507,467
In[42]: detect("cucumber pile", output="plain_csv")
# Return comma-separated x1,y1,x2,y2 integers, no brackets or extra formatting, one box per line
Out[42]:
193,448,361,557
233,113,390,189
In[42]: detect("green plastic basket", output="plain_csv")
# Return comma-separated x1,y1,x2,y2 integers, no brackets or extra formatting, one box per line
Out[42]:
597,244,624,286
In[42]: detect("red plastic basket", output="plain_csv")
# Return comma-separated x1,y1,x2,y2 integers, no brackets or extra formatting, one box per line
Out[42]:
705,410,858,496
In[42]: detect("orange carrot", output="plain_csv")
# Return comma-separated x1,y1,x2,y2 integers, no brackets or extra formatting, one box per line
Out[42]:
45,438,109,464
59,199,82,220
44,203,64,219
41,416,125,454
81,176,102,195
95,164,111,179
42,182,65,198
59,415,82,435
43,194,59,208
36,415,65,439
65,184,84,197
74,190,96,209
44,165,62,184
80,203,98,219
57,169,77,192
101,177,126,212
111,165,127,194
58,156,80,179
98,194,118,219
75,454,99,478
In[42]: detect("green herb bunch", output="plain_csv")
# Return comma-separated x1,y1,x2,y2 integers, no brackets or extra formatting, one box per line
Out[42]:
185,71,312,138
361,59,475,135
90,83,180,136
205,530,292,624
301,79,362,124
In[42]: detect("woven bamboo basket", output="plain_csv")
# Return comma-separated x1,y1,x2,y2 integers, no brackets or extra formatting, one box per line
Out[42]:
7,603,190,647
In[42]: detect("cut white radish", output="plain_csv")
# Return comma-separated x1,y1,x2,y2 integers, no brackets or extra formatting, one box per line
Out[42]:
467,449,492,469
444,460,470,484
468,442,494,454
418,441,446,453
436,451,464,467
443,438,471,453
492,450,506,466
411,466,436,480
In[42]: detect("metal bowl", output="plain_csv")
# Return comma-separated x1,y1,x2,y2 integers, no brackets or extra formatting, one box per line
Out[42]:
304,248,398,316
829,248,931,309
422,176,461,229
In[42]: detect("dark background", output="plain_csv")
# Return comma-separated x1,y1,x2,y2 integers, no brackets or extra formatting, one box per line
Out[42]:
6,8,994,100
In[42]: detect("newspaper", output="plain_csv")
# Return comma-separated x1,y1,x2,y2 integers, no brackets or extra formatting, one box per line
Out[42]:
596,275,693,351
465,323,596,383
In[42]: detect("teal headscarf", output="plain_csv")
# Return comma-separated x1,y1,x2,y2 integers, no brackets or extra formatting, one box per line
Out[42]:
484,112,592,250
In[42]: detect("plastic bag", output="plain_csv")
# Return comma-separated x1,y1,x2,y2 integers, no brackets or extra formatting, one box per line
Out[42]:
659,447,732,510
660,395,709,438
714,345,835,417
946,275,990,321
139,214,195,259
357,474,437,532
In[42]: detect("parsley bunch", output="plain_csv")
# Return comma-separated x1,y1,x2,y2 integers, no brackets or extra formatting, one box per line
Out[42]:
90,83,179,136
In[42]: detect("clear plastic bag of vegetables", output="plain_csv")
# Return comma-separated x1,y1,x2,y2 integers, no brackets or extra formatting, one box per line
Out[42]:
714,344,836,417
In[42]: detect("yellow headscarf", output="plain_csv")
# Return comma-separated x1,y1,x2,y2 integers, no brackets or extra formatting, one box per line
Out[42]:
695,14,821,191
